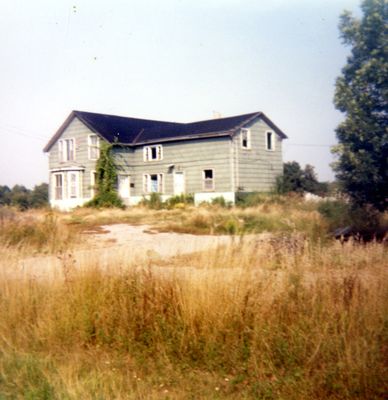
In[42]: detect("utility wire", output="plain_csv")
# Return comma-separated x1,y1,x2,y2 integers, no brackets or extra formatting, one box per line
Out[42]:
0,120,48,140
0,128,46,142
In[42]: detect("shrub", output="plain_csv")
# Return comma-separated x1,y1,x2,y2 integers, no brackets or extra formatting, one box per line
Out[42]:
211,196,231,208
85,191,124,209
165,194,194,208
140,193,164,209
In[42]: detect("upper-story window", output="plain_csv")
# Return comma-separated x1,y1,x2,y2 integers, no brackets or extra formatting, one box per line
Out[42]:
58,138,75,162
144,145,163,161
241,128,251,149
266,131,275,151
88,135,100,160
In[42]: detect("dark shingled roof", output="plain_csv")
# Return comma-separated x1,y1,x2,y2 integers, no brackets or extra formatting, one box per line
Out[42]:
43,110,287,152
74,110,182,144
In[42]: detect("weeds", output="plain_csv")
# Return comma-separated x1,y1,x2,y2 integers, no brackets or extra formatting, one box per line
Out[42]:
0,238,387,399
0,208,78,253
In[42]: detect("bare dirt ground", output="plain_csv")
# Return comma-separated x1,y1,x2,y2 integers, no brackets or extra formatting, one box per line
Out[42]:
3,224,384,291
3,224,239,280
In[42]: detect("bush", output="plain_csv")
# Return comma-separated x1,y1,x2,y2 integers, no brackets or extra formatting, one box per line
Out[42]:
317,200,352,230
211,196,231,208
139,192,164,210
165,194,194,208
85,191,124,209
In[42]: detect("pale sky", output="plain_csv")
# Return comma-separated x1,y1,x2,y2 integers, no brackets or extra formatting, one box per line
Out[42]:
0,0,361,188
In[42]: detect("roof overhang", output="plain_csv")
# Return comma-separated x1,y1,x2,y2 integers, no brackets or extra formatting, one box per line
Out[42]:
232,112,287,139
49,166,85,172
43,111,101,152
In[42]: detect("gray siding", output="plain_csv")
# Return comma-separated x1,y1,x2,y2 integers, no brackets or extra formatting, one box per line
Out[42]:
47,115,284,205
113,137,232,196
48,117,100,199
234,119,283,193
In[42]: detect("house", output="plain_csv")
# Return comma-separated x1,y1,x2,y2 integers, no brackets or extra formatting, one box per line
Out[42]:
43,110,287,210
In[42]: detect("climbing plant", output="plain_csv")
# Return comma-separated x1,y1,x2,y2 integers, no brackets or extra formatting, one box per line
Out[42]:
86,142,123,208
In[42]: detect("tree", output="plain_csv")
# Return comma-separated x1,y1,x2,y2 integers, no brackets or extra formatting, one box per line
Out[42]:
30,183,49,208
0,186,11,206
10,185,30,210
277,161,327,195
333,0,388,211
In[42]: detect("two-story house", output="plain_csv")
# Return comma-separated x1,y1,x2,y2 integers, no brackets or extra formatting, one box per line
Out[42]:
43,110,287,210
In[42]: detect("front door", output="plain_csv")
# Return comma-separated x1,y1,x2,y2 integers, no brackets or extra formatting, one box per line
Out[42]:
118,175,130,198
173,172,185,195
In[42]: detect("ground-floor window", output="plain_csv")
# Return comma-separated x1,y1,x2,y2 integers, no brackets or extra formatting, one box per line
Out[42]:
203,169,214,191
68,172,78,198
143,174,164,193
52,170,81,200
54,173,63,200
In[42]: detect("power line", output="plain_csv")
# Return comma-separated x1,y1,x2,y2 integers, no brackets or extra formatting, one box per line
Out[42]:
0,128,46,142
0,120,48,141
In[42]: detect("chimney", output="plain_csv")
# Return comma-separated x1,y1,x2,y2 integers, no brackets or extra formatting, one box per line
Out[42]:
212,111,222,119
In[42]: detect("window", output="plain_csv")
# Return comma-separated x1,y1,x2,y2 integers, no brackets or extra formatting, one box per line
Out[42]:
88,135,99,160
266,131,275,151
203,169,214,191
241,128,251,149
68,172,78,198
143,174,164,193
58,138,75,161
54,174,63,200
144,145,163,161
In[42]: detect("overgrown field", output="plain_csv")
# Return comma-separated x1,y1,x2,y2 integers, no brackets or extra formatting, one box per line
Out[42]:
0,202,387,399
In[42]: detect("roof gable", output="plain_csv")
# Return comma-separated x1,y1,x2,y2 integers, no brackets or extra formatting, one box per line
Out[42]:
43,110,287,151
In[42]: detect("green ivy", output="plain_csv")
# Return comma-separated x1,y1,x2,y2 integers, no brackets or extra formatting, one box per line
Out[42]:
85,143,124,208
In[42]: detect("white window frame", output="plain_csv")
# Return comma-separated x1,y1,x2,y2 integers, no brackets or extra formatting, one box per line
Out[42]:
265,131,275,151
68,171,79,199
88,135,100,160
143,145,163,162
241,128,251,149
143,173,164,193
202,169,214,191
58,138,76,161
53,173,64,200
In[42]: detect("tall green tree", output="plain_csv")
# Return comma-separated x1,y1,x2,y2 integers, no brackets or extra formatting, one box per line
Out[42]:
277,161,327,195
333,0,388,211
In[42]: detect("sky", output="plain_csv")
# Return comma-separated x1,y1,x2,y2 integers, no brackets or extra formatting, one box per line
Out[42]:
0,0,362,188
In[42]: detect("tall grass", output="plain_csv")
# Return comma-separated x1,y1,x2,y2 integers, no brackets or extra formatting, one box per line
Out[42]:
0,208,78,254
0,239,387,399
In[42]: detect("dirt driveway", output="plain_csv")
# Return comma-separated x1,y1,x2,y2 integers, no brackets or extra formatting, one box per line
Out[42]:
5,224,237,280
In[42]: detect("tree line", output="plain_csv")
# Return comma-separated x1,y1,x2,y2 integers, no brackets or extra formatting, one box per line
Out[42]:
0,183,48,210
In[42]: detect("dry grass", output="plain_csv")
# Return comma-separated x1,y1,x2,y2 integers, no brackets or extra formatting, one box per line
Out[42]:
0,231,387,399
0,208,80,255
65,201,328,240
